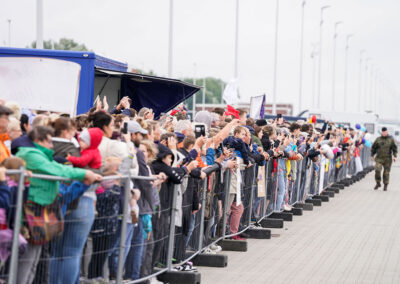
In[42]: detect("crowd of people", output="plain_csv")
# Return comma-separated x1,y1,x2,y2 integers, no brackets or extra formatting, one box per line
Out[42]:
0,97,374,284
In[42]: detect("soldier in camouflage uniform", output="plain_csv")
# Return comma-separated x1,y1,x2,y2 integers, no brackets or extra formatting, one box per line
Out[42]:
371,127,398,191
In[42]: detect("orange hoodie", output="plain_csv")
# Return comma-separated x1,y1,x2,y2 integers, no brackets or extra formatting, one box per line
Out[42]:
0,133,10,163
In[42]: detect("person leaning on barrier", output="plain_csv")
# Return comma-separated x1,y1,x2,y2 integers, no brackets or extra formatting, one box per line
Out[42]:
14,125,102,284
151,143,197,267
371,127,398,191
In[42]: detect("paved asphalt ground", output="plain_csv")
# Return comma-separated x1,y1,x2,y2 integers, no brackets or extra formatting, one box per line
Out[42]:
197,165,400,284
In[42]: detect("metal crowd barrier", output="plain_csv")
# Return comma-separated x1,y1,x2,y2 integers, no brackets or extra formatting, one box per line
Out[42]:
1,146,373,284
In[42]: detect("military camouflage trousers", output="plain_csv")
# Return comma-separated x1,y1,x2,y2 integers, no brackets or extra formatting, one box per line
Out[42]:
375,159,392,185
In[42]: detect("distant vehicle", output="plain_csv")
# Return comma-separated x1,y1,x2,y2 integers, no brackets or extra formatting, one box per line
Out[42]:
298,109,380,139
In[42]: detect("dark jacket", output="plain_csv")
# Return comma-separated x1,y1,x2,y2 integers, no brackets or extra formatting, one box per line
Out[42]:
91,184,121,237
247,144,265,166
0,181,10,215
261,134,275,157
152,144,187,210
110,106,131,116
178,148,202,178
52,138,80,158
134,149,155,215
222,136,249,165
11,134,35,155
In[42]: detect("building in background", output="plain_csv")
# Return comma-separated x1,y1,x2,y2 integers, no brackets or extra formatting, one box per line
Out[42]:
194,103,293,116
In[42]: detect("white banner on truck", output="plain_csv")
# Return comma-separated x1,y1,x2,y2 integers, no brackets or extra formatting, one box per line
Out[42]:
0,57,81,116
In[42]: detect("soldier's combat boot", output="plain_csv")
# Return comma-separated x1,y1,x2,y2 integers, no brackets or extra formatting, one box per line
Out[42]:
384,184,388,191
374,182,381,190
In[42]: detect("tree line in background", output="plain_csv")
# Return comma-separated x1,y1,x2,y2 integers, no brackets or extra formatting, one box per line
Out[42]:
29,38,88,51
182,77,225,107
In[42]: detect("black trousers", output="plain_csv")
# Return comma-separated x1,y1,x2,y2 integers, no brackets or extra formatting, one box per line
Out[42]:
88,235,114,279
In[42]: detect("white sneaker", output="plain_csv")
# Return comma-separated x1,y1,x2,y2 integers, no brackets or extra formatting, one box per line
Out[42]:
283,204,292,211
203,248,217,254
210,244,222,253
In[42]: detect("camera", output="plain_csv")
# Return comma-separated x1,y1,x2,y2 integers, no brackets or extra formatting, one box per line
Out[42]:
194,124,206,138
121,122,128,134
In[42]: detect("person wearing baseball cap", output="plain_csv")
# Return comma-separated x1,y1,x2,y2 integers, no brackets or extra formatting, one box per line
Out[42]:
371,126,398,191
124,120,156,279
0,105,14,163
127,121,148,147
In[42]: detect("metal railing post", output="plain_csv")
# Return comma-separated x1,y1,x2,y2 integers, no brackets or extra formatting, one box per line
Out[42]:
116,174,131,284
166,184,179,270
262,162,268,218
221,170,231,238
248,166,256,226
198,178,208,251
8,167,25,284
296,160,302,203
273,159,279,212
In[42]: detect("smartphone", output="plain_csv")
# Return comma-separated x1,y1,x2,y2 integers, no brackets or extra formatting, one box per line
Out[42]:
194,124,206,138
122,122,128,134
277,113,282,119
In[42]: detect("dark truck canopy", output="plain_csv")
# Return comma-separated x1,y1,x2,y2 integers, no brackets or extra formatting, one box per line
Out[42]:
95,68,200,119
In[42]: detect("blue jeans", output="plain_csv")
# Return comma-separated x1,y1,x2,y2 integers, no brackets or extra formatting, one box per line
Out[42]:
124,217,144,280
185,214,196,247
275,160,287,212
50,196,95,284
108,222,135,278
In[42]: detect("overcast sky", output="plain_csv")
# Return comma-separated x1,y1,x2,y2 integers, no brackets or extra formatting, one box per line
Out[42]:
1,0,399,119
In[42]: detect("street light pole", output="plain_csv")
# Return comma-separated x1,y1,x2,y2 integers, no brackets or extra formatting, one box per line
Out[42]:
311,43,319,109
343,34,353,112
331,21,343,110
373,69,379,114
234,0,239,80
36,0,44,49
358,50,365,112
298,0,306,114
202,78,206,111
7,19,11,46
369,64,374,111
192,63,197,118
272,0,280,115
167,0,174,77
317,5,330,109
363,58,371,112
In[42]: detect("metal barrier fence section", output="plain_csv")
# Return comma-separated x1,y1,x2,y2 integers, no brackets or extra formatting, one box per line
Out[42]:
0,147,373,284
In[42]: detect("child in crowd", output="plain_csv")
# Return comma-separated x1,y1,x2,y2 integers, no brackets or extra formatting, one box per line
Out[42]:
67,127,103,170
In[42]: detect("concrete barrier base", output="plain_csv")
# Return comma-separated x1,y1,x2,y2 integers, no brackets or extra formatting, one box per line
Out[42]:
259,218,284,228
291,207,303,216
186,252,228,267
326,187,340,193
313,195,329,202
218,239,247,252
294,202,313,211
305,199,322,206
333,183,345,189
322,191,334,198
270,212,293,222
246,227,271,239
157,270,201,284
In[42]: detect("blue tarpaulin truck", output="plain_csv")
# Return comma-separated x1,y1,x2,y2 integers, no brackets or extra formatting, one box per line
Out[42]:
0,47,199,117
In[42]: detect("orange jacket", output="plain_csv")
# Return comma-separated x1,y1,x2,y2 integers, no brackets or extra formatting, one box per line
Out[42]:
0,133,10,163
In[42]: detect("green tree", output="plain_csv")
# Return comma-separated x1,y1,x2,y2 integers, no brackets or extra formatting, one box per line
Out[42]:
30,38,88,51
182,77,226,111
